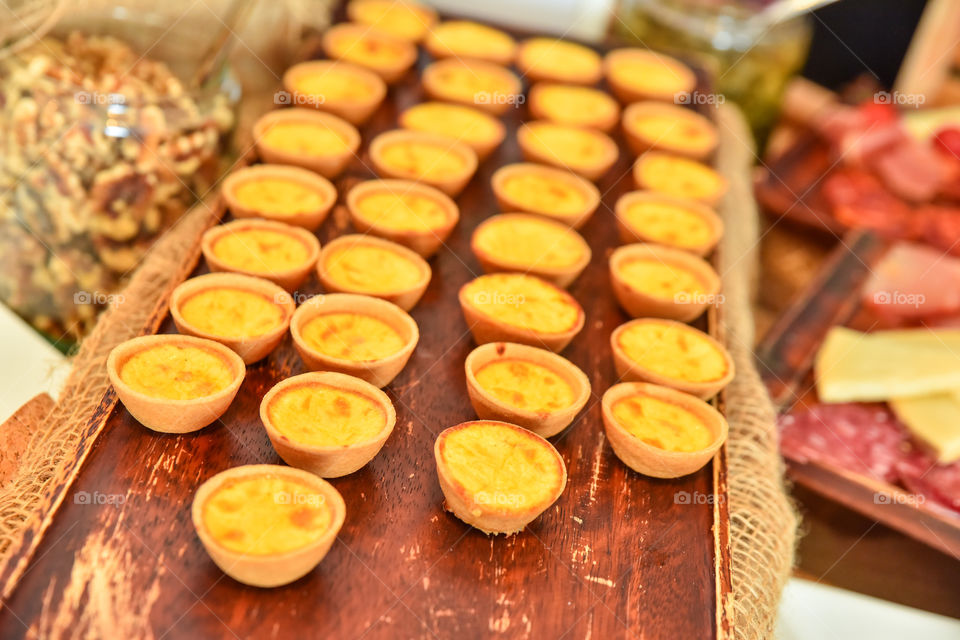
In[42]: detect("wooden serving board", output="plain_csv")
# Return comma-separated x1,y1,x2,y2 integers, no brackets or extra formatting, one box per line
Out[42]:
0,32,731,640
755,229,960,559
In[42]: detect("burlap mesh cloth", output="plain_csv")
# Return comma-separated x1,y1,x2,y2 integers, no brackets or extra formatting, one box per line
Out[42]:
714,104,800,638
0,97,798,635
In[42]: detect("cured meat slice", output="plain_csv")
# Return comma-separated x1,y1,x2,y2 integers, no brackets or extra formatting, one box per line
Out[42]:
917,205,960,256
871,141,946,203
861,242,960,319
823,169,914,238
778,403,908,483
896,451,960,516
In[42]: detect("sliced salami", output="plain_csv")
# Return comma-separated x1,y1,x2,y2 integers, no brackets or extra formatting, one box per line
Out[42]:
896,451,960,516
778,403,908,483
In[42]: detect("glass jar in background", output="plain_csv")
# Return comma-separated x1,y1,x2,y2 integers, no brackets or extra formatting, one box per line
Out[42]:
0,5,241,349
614,0,813,141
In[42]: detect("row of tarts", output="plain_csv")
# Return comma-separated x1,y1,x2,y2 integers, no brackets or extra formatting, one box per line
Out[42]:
105,0,734,589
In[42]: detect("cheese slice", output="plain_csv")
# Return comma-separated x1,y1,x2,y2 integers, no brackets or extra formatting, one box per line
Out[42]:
890,393,960,464
815,327,960,402
871,328,960,350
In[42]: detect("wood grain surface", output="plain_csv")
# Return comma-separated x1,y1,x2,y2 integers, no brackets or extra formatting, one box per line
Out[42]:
0,45,730,639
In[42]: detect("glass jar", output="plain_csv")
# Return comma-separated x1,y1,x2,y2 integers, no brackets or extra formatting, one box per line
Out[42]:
614,0,812,140
0,5,239,349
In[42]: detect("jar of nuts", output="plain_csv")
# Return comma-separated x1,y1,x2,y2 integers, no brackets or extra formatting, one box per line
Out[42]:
0,10,239,347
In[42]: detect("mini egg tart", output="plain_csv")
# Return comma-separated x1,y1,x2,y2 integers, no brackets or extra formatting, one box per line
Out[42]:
290,293,419,388
610,318,734,399
107,334,245,434
470,213,591,288
633,151,728,207
424,20,517,65
170,273,295,364
192,464,346,588
621,102,718,160
317,234,431,310
464,342,590,438
614,191,723,256
517,121,618,182
601,382,728,478
346,0,437,42
490,163,600,229
421,58,522,116
399,101,506,161
201,219,320,292
528,83,620,132
223,164,337,230
321,22,417,84
609,243,721,322
369,129,479,197
252,109,361,180
346,179,459,258
459,273,585,353
603,48,697,104
515,37,602,85
261,372,396,477
282,60,387,125
434,420,567,535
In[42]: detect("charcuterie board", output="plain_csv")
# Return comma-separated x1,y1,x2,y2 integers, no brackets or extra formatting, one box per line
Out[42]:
0,16,733,640
756,229,960,559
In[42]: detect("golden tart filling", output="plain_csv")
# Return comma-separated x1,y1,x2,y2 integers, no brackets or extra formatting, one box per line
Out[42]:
500,173,587,217
532,84,618,129
473,216,585,269
607,50,695,99
290,66,376,102
301,312,405,361
463,273,581,334
474,359,575,413
232,177,328,217
119,343,235,401
626,109,715,152
616,258,706,301
426,61,517,106
353,190,450,233
347,0,434,41
259,121,354,158
617,322,728,383
324,244,423,294
439,421,562,506
266,382,386,447
620,199,714,250
212,229,311,273
521,122,612,169
202,474,333,555
378,139,468,181
425,21,516,62
518,38,601,82
400,102,501,147
635,153,725,202
179,288,285,338
611,394,714,452
325,26,411,69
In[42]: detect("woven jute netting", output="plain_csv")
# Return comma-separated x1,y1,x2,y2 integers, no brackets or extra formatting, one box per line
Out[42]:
0,83,797,636
714,104,800,638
